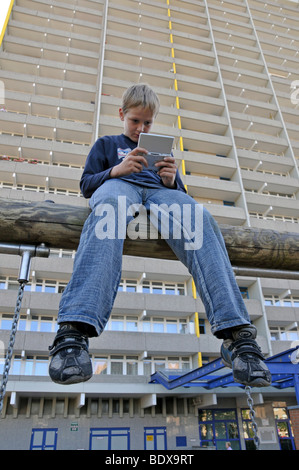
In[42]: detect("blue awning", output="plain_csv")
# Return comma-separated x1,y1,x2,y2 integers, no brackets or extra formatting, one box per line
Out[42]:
150,346,299,404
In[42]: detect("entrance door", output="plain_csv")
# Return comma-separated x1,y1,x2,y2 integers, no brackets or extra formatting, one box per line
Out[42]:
198,409,241,450
144,427,167,450
274,408,295,450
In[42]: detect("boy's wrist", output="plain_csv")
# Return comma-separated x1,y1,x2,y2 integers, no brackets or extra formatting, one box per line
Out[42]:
109,166,118,178
161,178,177,189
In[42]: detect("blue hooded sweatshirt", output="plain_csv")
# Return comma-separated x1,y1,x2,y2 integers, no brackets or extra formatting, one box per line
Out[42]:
80,134,186,199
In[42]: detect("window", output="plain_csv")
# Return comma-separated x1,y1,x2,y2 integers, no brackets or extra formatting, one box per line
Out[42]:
111,356,124,375
107,315,193,334
49,248,76,259
250,212,299,224
25,356,49,376
264,294,299,307
118,278,186,295
142,280,186,295
109,315,138,332
126,357,138,375
90,428,130,450
0,276,67,294
118,279,137,292
198,409,241,450
223,201,235,207
10,356,22,375
270,326,299,341
0,313,58,333
109,355,139,375
30,429,58,450
0,355,49,376
241,409,258,450
143,356,191,375
239,287,249,299
153,317,164,333
198,319,206,335
93,357,108,375
127,316,138,331
0,314,14,330
273,407,295,451
166,319,177,333
111,316,124,331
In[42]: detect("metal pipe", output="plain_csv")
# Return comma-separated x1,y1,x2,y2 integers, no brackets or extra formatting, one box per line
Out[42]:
18,250,32,283
0,243,50,282
0,243,49,258
233,266,299,280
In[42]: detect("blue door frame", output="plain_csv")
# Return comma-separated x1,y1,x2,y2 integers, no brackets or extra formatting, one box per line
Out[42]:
198,409,241,450
89,427,130,450
144,427,167,450
30,428,58,450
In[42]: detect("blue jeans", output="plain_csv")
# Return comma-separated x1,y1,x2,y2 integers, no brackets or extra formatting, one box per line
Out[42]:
58,179,250,337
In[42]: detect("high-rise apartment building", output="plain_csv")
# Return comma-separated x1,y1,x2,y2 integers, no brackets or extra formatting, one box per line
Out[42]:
0,0,298,451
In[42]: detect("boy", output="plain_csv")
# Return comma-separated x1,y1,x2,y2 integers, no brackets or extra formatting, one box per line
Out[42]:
49,84,271,388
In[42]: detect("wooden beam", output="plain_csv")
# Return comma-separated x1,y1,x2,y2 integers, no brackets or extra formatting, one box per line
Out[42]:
0,198,298,271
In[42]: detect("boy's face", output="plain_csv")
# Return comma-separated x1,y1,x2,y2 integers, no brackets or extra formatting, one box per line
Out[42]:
119,106,154,142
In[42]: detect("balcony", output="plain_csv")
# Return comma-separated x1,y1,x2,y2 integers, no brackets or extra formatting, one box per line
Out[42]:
182,174,241,202
266,305,299,326
237,148,295,174
17,0,103,24
90,330,200,356
233,128,289,155
0,134,89,168
13,7,102,39
8,17,101,52
113,291,200,318
0,290,60,316
4,33,99,69
223,77,273,102
0,111,92,145
180,129,232,155
3,90,94,124
0,54,98,93
241,169,298,196
245,191,299,218
230,113,283,138
202,203,246,226
175,150,237,179
0,159,83,193
0,66,97,105
226,94,277,119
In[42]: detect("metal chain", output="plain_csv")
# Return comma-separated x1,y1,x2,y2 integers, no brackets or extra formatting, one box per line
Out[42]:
245,385,260,450
0,281,26,415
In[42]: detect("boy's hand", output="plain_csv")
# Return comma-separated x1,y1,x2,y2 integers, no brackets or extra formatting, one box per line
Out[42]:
110,147,148,177
155,156,177,188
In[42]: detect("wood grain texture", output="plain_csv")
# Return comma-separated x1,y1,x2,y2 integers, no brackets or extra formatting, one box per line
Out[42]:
0,198,298,270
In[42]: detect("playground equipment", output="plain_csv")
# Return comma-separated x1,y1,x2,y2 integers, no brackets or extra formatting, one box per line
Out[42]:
0,198,299,449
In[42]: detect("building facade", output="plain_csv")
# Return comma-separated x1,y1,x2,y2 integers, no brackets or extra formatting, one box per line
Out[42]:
0,0,299,450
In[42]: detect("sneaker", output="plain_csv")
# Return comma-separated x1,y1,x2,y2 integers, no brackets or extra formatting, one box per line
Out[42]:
48,324,93,385
220,325,271,387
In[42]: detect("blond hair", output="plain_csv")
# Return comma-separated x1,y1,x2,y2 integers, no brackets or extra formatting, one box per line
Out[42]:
121,83,160,117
